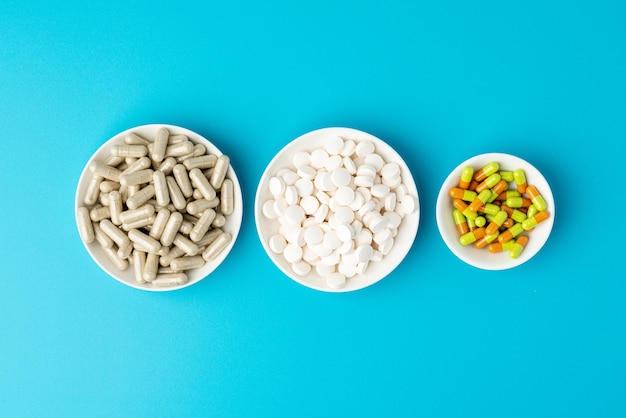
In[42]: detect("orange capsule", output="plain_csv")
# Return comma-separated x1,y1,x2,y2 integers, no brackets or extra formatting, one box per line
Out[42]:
474,231,500,249
452,209,470,236
526,185,548,211
490,179,508,196
449,187,477,202
468,180,479,191
513,169,527,194
485,210,507,236
521,210,550,231
497,223,524,243
475,173,501,193
487,240,515,253
468,190,492,212
509,235,529,259
502,217,515,228
496,190,520,201
458,166,474,189
459,227,486,246
474,162,499,182
453,198,478,221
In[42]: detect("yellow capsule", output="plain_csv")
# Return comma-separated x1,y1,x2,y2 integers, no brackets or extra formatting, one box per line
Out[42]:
460,227,486,246
526,185,547,211
474,162,499,182
513,168,527,193
459,166,474,189
509,235,529,259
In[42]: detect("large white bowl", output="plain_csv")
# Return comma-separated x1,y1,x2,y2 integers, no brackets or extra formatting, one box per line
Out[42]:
255,127,420,292
75,124,243,291
436,152,555,270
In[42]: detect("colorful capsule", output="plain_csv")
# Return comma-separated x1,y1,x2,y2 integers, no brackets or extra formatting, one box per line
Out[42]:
468,189,493,212
453,198,478,221
501,205,527,223
521,211,550,231
459,227,486,246
474,231,500,249
513,168,527,193
526,185,547,211
479,203,500,216
486,210,508,236
453,209,469,236
509,235,529,259
449,187,477,202
526,204,538,219
459,166,474,189
474,162,499,182
497,223,524,243
466,215,476,231
505,196,532,208
468,180,479,191
487,240,515,253
475,173,501,193
490,179,508,196
474,216,486,228
499,171,514,182
496,190,520,201
502,217,515,228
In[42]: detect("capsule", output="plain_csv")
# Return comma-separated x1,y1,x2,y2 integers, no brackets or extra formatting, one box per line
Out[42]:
84,175,103,206
497,223,524,243
513,168,527,193
478,203,500,216
467,180,479,191
170,255,205,272
119,204,155,225
490,179,508,196
449,187,477,202
152,272,188,287
77,207,95,243
496,190,520,201
202,231,232,261
459,227,486,246
128,229,162,254
452,199,478,221
521,211,550,231
103,246,129,271
190,209,217,242
452,209,469,236
143,252,159,282
183,155,217,170
509,235,529,259
474,162,499,182
485,210,508,236
120,169,154,187
459,166,474,189
152,170,170,207
474,231,499,249
173,233,199,256
133,250,147,284
474,216,486,228
166,176,187,210
160,212,184,247
157,157,177,175
526,204,539,219
149,208,171,240
526,185,547,211
189,168,217,201
93,222,114,248
487,240,515,253
466,215,476,231
111,145,148,158
501,205,527,223
468,189,492,212
499,171,514,182
475,173,501,193
210,155,230,190
505,196,532,208
108,190,123,225
89,161,122,182
152,127,169,163
173,164,194,198
164,141,194,158
221,179,235,216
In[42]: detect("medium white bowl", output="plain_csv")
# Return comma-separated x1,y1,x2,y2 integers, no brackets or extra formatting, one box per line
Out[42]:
436,152,555,270
255,127,420,292
75,124,243,291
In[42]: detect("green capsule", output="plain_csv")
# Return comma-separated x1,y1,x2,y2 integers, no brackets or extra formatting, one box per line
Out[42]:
499,171,514,182
475,216,486,227
499,190,520,200
527,204,538,219
487,190,499,203
479,162,499,178
460,227,485,246
476,189,492,204
481,203,500,216
483,173,501,189
459,166,474,188
513,168,527,190
505,196,525,208
509,208,527,223
485,231,500,243
509,235,529,259
462,207,477,221
452,209,466,226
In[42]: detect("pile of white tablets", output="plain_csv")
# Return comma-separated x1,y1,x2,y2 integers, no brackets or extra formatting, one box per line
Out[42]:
77,127,234,287
261,135,417,289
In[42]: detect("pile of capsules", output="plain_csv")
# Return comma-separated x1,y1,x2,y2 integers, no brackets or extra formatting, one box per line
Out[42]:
261,136,418,290
449,162,550,259
77,127,234,287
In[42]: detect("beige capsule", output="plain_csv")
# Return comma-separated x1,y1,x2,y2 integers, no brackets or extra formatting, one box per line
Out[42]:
119,204,155,225
189,168,216,200
122,214,155,231
111,145,148,158
168,134,188,144
149,208,170,240
178,144,207,162
186,198,219,216
159,245,186,267
120,169,154,187
99,180,120,193
160,212,183,247
190,209,216,242
202,232,232,261
77,207,95,243
152,272,188,287
117,241,133,260
180,220,194,235
173,164,193,198
108,190,123,226
156,157,177,175
84,175,103,206
124,132,151,146
126,184,155,210
121,156,151,176
103,245,129,271
143,252,159,282
220,178,234,216
166,176,187,210
183,155,217,170
90,205,111,222
89,161,122,182
93,222,114,248
151,127,169,163
152,170,170,207
212,213,226,228
195,228,223,248
165,141,194,158
128,229,162,254
210,155,230,189
173,233,199,256
104,154,125,167
99,219,130,248
170,255,205,271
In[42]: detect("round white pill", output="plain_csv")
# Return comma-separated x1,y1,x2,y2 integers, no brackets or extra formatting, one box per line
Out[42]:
292,260,311,276
304,225,323,246
325,155,343,171
335,224,354,242
400,195,417,214
355,260,369,275
315,190,331,205
285,205,305,224
310,149,329,169
373,228,392,244
368,214,388,233
323,230,341,250
384,193,397,211
334,186,355,206
349,191,365,211
378,237,395,256
281,169,299,185
357,164,377,178
337,239,354,255
293,151,311,168
297,165,316,180
384,211,402,228
321,251,340,266
334,206,355,225
283,225,305,246
311,242,333,258
354,175,374,188
262,200,278,219
331,168,351,187
355,229,373,246
283,243,303,263
364,153,384,172
316,262,335,277
342,156,357,174
356,244,374,263
340,140,356,157
269,176,285,197
295,178,314,197
325,135,344,155
381,162,401,179
314,204,329,223
285,185,299,205
300,195,319,215
382,175,402,189
273,198,288,216
371,184,390,198
355,141,375,157
326,272,346,289
269,234,287,254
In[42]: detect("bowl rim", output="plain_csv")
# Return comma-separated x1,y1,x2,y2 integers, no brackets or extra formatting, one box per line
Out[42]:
254,126,420,292
75,123,243,291
435,152,555,271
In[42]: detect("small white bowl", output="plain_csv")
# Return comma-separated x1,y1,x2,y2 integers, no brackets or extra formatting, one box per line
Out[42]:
75,124,243,291
255,127,420,292
436,152,555,270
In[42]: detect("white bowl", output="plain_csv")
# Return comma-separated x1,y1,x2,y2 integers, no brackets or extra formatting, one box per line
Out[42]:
75,124,243,291
255,127,420,292
436,152,555,270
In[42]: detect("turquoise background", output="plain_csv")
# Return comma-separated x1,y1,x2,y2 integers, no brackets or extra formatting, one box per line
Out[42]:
1,1,625,417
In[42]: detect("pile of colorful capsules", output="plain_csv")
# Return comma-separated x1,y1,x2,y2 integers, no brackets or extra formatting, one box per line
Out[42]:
449,162,550,259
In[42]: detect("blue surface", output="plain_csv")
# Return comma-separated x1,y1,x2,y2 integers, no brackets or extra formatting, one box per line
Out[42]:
1,1,625,417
